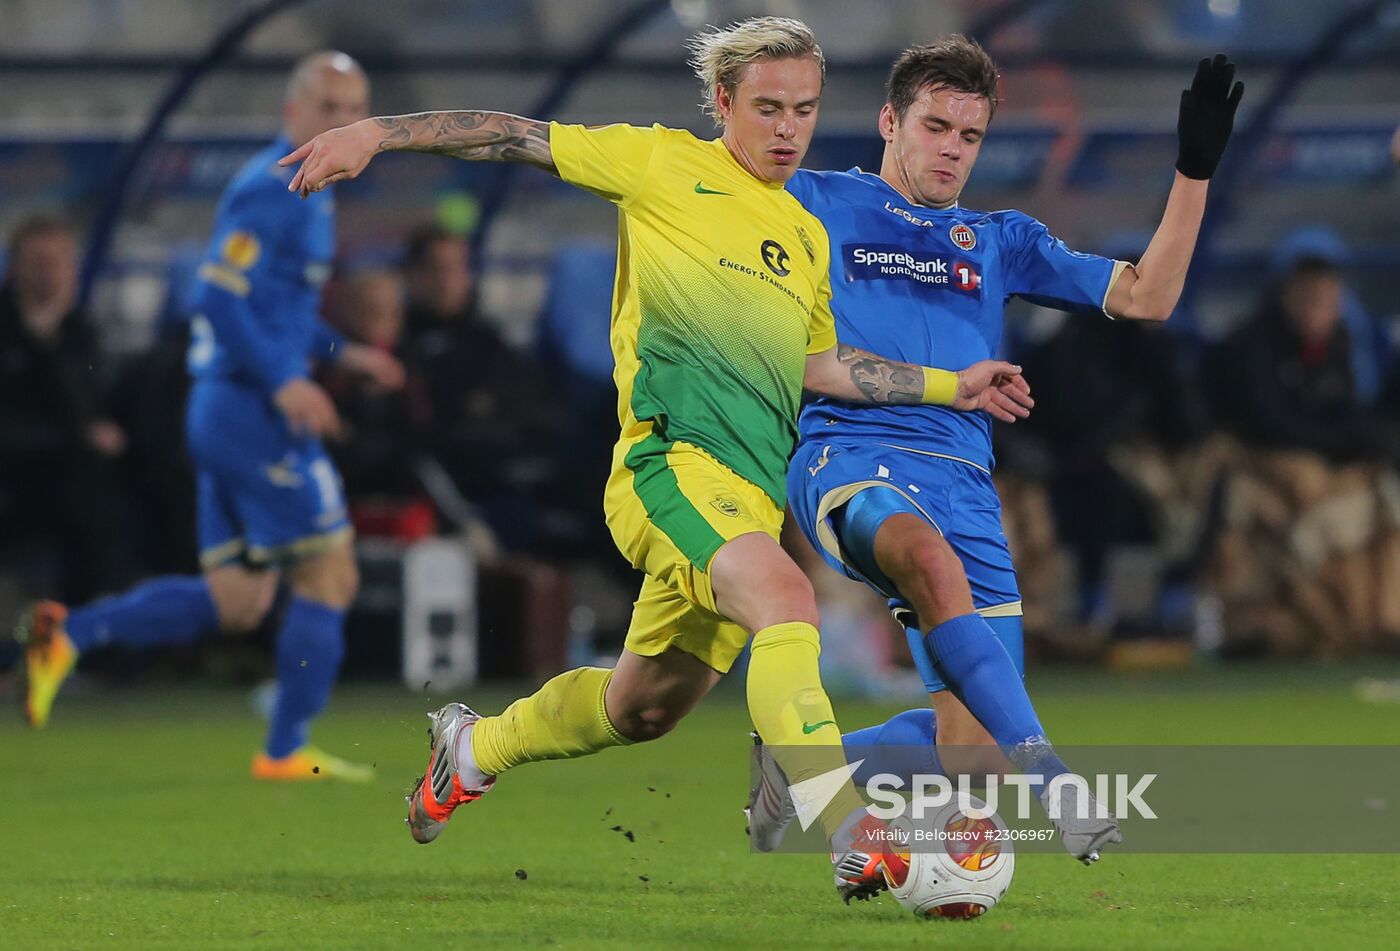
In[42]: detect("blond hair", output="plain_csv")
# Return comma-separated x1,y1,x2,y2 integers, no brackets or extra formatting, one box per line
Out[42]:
686,16,824,125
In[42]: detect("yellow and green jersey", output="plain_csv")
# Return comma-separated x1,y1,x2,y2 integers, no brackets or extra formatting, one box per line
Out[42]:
549,121,836,506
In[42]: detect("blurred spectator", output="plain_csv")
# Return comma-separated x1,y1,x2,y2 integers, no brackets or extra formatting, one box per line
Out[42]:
323,267,426,500
1269,227,1392,404
403,223,476,351
106,319,198,575
1007,311,1209,636
1209,256,1400,464
0,216,125,601
399,224,577,554
397,230,588,675
1203,256,1400,654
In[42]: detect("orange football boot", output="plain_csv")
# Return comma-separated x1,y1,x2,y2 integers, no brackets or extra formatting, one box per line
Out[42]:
16,601,78,728
252,745,373,782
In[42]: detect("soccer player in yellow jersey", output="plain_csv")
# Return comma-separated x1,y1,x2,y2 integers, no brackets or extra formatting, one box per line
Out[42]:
283,17,1032,900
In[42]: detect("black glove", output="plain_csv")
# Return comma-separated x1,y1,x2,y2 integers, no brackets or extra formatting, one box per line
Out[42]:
1176,53,1244,180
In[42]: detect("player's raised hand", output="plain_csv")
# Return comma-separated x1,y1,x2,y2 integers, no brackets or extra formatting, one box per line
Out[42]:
280,119,381,198
274,377,343,439
953,360,1034,423
1176,53,1244,180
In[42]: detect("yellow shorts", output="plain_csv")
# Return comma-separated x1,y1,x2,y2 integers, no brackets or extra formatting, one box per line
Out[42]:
604,429,783,673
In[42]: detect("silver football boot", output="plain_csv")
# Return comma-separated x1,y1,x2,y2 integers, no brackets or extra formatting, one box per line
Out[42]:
744,732,886,903
405,702,494,844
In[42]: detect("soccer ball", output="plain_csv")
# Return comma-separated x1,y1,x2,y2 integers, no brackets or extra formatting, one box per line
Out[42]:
881,796,1015,920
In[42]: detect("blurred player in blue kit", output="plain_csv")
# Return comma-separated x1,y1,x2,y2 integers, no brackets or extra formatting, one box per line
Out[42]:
747,37,1242,863
17,52,404,781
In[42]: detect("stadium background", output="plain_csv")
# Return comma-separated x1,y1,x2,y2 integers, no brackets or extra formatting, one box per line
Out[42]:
3,2,1400,948
4,0,1399,685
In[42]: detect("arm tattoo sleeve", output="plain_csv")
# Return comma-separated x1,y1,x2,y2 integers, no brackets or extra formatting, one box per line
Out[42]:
371,111,556,173
837,343,927,404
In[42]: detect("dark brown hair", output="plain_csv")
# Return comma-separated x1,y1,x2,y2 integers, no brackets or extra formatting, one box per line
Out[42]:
404,223,466,271
7,214,73,262
887,35,999,122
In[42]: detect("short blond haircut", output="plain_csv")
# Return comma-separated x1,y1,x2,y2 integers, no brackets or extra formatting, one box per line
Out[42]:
686,16,824,125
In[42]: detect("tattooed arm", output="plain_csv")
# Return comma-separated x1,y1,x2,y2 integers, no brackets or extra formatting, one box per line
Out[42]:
280,111,554,197
803,344,1035,423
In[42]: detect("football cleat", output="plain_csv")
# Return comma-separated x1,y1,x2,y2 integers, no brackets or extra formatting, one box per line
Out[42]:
16,601,78,728
251,745,374,782
1042,784,1123,864
743,732,798,852
406,702,494,844
833,813,892,903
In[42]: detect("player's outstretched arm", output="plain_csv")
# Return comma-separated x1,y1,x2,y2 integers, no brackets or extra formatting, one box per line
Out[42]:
280,111,556,197
1105,54,1243,322
804,345,1034,423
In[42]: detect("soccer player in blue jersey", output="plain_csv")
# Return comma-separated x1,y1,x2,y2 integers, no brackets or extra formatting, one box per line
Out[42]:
747,37,1242,862
16,52,404,781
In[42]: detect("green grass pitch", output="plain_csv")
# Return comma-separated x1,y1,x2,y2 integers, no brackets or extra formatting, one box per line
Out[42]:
2,662,1398,950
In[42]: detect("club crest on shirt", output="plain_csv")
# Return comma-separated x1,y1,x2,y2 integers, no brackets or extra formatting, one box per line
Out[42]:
950,224,976,251
795,224,816,264
710,496,742,518
221,231,261,271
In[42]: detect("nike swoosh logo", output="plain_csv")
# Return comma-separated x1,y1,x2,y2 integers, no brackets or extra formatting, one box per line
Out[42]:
802,720,836,735
694,181,733,196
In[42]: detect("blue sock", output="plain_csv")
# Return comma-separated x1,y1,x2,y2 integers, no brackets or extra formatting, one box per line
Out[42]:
65,577,218,652
844,708,941,787
924,614,1067,780
265,597,346,758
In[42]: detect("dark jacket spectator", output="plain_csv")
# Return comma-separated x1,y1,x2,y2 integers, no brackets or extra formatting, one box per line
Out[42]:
1209,255,1400,464
400,226,575,551
0,217,125,599
1004,311,1208,626
323,267,426,499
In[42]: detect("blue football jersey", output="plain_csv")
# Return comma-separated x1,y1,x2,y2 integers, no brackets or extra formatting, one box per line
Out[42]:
188,136,342,395
788,168,1121,471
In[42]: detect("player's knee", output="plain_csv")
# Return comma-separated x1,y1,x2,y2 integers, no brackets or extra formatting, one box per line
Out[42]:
208,573,277,633
334,555,360,604
610,702,684,743
291,545,358,608
893,532,957,580
745,566,817,630
893,534,965,601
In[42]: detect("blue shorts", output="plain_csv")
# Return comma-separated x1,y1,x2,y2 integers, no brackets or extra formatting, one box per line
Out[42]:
186,380,352,570
787,439,1022,691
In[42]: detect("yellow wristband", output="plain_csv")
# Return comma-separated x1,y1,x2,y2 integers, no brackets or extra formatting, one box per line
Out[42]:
921,366,959,405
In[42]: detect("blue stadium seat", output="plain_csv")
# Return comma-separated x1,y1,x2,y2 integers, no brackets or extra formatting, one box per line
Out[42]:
537,241,617,385
157,240,205,338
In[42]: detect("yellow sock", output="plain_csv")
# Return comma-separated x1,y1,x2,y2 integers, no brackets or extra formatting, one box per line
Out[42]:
470,667,632,776
746,622,866,837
